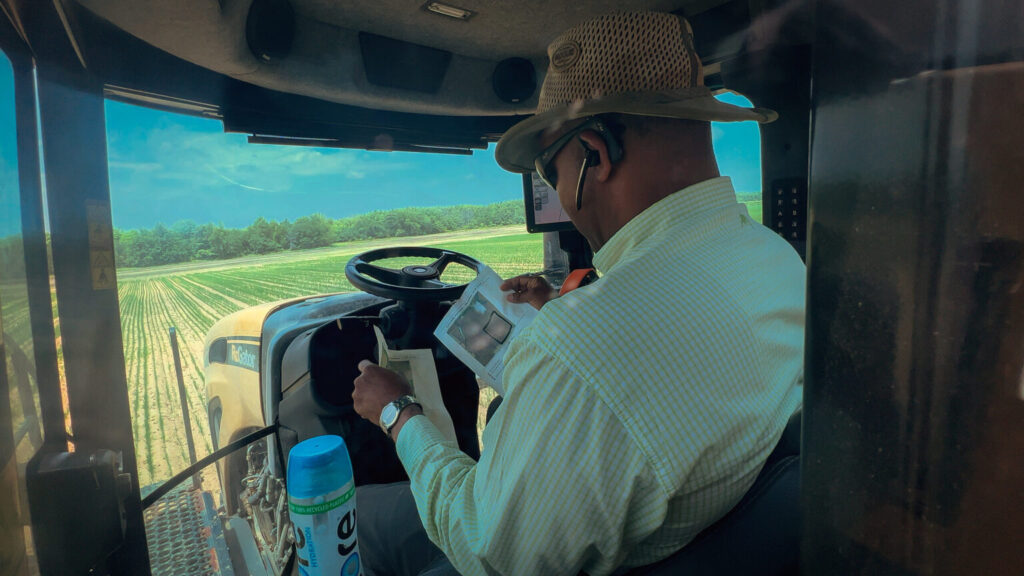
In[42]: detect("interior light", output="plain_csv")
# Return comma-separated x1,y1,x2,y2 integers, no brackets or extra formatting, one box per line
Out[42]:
423,2,475,21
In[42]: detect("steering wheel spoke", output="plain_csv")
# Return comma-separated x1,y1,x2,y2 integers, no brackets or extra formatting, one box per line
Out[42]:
429,251,459,274
354,261,405,286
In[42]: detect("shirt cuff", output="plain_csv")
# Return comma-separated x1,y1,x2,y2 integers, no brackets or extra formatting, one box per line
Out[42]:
395,414,449,468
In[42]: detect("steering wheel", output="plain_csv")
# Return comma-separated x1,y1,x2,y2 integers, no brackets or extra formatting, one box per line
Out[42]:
344,246,483,302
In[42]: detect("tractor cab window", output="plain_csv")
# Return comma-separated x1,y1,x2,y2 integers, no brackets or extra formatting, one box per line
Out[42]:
713,91,764,224
0,49,43,576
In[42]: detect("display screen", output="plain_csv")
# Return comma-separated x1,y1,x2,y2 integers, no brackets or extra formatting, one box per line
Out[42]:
523,173,575,233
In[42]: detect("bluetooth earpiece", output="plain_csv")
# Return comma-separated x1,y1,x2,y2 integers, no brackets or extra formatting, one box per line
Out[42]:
576,140,601,210
575,121,623,211
580,139,601,166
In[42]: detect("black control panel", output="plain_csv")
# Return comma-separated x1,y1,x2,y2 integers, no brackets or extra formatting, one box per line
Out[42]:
767,178,808,245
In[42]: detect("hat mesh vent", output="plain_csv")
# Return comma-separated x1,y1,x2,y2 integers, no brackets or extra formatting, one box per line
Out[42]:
538,12,701,114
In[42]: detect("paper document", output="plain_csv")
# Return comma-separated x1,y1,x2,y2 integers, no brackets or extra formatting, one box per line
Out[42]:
434,266,538,395
374,327,458,443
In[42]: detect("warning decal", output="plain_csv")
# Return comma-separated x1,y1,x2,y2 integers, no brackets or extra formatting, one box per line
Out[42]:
86,201,117,290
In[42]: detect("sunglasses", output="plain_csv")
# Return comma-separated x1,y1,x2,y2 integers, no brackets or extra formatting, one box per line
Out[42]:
533,117,613,189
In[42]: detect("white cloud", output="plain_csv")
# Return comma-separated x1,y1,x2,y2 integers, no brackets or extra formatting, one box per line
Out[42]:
113,123,413,195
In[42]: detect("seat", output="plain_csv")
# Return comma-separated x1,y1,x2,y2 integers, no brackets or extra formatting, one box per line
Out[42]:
627,410,802,576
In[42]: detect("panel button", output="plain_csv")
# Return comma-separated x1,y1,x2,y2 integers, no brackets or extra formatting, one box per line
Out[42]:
768,178,807,243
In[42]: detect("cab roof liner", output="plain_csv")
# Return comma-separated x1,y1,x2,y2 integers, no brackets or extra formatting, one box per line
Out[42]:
2,0,787,151
73,0,745,116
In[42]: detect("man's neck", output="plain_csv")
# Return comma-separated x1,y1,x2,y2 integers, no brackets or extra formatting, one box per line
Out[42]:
589,163,719,251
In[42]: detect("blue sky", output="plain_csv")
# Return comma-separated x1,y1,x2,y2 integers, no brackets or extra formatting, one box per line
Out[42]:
104,94,762,230
0,49,762,233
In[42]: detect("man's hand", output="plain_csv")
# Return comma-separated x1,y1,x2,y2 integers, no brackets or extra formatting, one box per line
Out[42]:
353,360,416,438
501,273,557,310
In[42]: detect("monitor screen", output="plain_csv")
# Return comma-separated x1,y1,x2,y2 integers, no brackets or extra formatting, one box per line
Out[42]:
523,173,575,233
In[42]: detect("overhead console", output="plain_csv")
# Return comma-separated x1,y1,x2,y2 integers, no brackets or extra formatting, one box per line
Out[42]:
74,0,765,118
76,0,549,116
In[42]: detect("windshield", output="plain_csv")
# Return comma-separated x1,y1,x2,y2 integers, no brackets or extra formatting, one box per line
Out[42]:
105,100,542,487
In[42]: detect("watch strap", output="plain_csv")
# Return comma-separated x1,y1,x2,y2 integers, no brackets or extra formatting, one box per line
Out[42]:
381,395,421,435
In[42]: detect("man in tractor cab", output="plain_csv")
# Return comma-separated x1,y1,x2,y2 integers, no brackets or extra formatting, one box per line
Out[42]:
352,11,805,576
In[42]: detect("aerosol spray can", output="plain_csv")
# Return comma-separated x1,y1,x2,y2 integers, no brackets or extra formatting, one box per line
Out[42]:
287,435,361,576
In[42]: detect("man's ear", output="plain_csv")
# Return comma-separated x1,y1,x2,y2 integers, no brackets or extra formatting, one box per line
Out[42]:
578,130,614,182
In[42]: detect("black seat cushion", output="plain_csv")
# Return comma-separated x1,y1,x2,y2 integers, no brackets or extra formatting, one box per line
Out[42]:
626,411,802,576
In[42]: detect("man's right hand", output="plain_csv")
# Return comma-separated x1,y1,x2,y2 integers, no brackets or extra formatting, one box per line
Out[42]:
501,274,558,310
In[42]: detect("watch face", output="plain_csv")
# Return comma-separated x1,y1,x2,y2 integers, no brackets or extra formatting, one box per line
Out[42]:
380,403,399,429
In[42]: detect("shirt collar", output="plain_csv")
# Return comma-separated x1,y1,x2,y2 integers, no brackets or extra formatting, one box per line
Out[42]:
592,176,739,273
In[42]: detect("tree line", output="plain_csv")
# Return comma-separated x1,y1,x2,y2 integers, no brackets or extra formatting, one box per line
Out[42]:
113,201,525,268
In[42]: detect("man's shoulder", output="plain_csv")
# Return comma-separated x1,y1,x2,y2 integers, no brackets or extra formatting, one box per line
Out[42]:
528,283,624,342
505,292,615,376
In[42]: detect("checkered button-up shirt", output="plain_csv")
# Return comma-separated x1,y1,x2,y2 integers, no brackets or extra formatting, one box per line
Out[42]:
397,176,806,576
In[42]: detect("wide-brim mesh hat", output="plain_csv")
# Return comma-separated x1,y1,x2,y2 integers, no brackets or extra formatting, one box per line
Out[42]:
495,11,777,173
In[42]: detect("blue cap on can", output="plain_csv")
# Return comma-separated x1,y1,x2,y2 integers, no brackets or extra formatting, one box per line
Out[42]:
286,435,354,499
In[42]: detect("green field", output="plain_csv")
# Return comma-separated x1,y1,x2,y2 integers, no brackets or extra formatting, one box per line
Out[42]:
118,226,542,485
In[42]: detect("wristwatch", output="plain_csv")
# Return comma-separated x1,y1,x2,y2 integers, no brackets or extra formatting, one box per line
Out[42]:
379,395,421,436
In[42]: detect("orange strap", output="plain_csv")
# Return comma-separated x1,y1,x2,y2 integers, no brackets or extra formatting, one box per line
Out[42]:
559,268,598,296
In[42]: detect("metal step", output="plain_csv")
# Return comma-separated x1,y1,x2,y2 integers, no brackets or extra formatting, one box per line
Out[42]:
143,484,236,576
223,516,270,576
